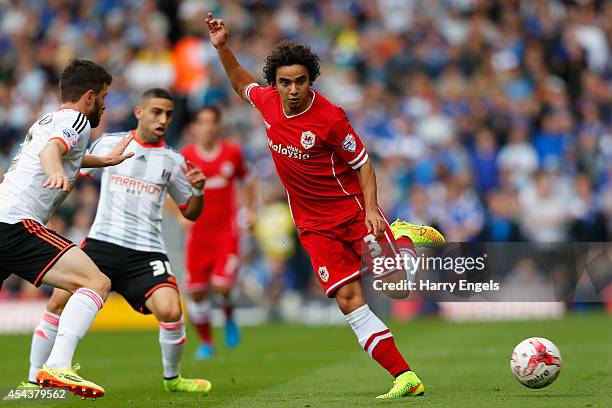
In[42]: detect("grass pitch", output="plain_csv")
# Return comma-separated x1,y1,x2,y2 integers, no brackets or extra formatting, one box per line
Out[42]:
0,311,610,407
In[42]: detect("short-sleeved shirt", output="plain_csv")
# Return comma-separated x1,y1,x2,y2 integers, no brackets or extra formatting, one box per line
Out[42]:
0,109,91,224
181,141,246,245
244,83,369,230
83,131,192,253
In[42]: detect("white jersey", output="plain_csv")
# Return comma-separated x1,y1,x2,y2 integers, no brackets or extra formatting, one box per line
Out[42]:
0,109,90,225
84,131,192,253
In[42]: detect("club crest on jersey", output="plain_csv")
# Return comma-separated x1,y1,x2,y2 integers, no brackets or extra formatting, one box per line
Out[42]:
62,128,78,147
300,131,316,149
161,169,172,182
318,266,329,282
342,134,356,153
221,161,235,177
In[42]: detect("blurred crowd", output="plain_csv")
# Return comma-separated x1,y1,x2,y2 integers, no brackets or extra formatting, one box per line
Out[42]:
0,0,611,300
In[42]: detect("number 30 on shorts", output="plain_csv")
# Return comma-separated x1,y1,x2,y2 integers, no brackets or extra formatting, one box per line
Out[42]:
149,260,174,277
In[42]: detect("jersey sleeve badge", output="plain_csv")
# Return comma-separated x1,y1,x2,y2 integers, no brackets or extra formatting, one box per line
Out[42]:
62,128,79,148
342,134,357,153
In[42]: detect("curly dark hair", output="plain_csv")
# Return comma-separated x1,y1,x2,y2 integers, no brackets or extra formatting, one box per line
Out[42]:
59,59,112,103
263,40,321,86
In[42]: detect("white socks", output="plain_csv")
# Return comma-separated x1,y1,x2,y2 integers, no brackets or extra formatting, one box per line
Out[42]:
28,310,60,382
159,317,186,379
31,291,187,381
345,304,392,356
185,298,211,325
45,288,103,369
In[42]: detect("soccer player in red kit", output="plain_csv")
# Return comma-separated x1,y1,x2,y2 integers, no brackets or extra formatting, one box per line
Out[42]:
205,13,444,399
181,106,251,358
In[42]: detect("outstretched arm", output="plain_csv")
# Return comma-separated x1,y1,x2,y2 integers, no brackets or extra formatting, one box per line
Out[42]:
206,12,256,100
81,133,134,168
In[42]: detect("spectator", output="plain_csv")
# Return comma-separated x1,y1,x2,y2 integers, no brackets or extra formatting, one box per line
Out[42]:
569,173,609,242
497,123,539,188
479,189,523,242
470,127,499,193
519,172,570,242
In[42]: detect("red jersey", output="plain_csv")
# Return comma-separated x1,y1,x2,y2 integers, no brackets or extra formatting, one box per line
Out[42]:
245,83,369,230
181,141,246,243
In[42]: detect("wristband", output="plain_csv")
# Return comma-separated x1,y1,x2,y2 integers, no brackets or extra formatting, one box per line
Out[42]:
191,187,204,197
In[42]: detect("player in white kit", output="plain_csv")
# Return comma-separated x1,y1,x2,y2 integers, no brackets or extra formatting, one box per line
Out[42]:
0,60,134,399
22,88,212,394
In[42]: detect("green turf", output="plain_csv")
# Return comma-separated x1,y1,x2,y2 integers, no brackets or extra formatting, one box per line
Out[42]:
0,311,610,407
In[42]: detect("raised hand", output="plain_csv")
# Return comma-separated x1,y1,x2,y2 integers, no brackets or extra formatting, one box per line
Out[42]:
182,161,206,190
105,133,135,166
205,12,229,49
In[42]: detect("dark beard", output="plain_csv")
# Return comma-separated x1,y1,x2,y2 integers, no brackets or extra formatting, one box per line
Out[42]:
87,99,102,128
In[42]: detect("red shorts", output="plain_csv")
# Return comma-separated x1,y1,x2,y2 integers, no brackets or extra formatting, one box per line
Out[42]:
298,210,402,297
184,237,239,292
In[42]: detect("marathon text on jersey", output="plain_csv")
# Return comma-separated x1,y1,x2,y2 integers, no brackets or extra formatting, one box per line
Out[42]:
109,174,162,202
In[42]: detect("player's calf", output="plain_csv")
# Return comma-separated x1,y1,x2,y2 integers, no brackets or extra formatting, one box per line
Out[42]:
335,280,420,398
158,316,186,379
145,287,189,383
27,309,61,383
378,268,410,300
345,303,413,383
28,249,108,396
26,250,107,389
186,292,215,358
28,288,72,383
211,287,241,349
46,289,72,315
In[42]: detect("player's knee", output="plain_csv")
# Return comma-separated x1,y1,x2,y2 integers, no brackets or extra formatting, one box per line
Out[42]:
67,268,110,299
382,286,410,300
380,269,410,300
335,293,364,315
334,282,365,314
84,273,111,300
157,302,183,323
190,291,207,302
214,285,230,297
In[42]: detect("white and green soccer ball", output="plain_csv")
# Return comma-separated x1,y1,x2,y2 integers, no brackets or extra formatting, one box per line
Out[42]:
510,337,562,389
